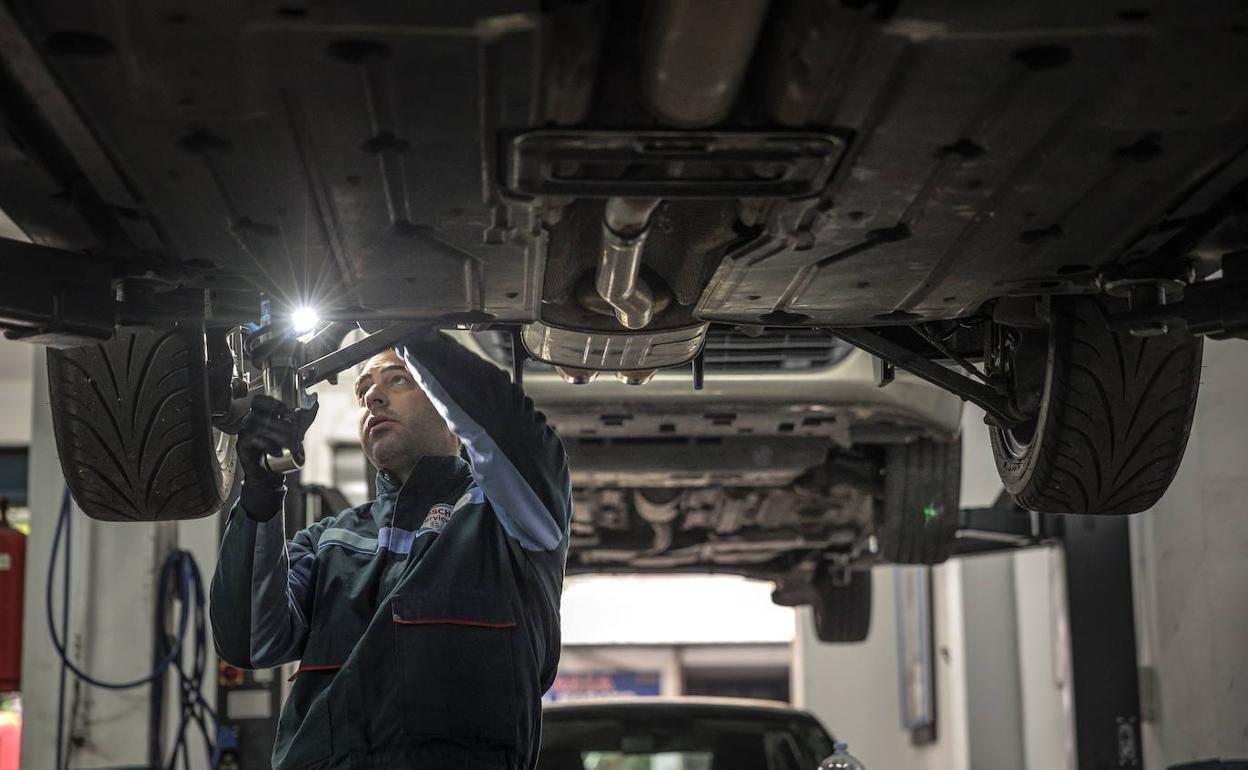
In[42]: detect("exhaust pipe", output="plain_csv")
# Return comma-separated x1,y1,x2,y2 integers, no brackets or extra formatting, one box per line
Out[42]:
597,198,661,330
640,0,771,127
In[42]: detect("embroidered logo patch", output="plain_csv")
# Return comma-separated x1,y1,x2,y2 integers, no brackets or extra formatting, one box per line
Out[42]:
421,503,455,531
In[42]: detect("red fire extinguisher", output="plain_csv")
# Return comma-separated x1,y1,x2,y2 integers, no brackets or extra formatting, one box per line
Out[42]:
0,497,25,693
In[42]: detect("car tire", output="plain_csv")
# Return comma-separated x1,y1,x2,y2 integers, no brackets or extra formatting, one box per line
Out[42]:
876,438,961,565
812,570,871,643
990,296,1202,515
47,326,237,522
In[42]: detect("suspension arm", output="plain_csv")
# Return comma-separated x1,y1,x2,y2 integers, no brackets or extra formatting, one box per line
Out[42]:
828,326,1025,428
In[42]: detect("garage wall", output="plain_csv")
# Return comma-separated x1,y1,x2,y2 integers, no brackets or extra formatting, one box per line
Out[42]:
557,646,685,697
561,574,794,647
960,407,1029,769
959,408,1072,770
0,341,34,444
556,644,791,699
960,552,1025,769
299,379,360,487
1012,547,1075,769
792,562,970,770
1131,339,1248,766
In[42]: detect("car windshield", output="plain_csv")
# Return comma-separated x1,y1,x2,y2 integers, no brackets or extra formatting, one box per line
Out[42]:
540,713,833,770
581,751,711,770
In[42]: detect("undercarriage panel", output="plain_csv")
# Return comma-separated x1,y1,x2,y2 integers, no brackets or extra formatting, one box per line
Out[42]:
0,1,546,321
698,3,1248,325
1,1,1246,326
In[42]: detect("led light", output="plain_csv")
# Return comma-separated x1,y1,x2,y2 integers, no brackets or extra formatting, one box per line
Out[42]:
291,306,320,334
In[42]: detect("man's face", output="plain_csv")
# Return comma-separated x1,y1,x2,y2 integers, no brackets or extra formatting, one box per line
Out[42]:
353,350,459,478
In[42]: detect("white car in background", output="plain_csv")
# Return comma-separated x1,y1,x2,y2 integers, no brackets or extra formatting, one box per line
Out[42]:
539,696,838,770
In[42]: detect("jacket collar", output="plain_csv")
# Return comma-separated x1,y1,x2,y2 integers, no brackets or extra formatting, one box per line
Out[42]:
375,455,472,498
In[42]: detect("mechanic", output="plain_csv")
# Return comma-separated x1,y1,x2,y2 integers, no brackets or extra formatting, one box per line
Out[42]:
210,328,571,770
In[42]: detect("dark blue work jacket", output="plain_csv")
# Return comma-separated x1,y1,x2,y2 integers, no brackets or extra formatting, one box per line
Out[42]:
210,332,571,770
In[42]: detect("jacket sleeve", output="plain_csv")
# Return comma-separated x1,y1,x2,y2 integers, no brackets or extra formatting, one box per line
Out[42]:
397,331,572,551
209,499,327,669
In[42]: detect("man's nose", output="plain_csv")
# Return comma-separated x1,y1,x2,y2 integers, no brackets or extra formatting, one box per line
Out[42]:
365,383,387,408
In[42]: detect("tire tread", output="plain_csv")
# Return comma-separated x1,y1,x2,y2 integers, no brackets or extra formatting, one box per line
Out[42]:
48,327,232,522
878,438,961,565
994,297,1201,515
813,572,872,643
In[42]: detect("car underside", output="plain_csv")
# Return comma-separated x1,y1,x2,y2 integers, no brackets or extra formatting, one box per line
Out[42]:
2,0,1246,639
460,329,959,577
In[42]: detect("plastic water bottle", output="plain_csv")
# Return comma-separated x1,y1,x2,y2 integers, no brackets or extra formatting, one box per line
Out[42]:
818,742,865,770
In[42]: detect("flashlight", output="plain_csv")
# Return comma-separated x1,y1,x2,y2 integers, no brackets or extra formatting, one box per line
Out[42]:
292,306,320,334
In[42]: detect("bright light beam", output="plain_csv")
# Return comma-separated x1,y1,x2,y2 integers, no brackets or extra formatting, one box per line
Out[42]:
291,306,320,334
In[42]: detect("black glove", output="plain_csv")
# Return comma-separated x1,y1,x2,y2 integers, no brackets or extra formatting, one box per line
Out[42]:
237,394,319,521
